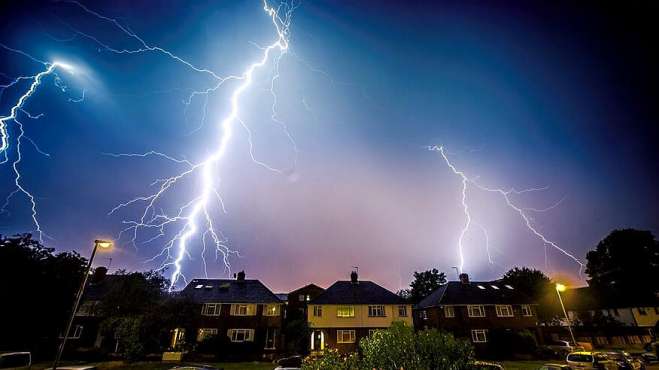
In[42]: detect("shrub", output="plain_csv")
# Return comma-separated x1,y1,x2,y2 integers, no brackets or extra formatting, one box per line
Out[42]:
302,348,360,370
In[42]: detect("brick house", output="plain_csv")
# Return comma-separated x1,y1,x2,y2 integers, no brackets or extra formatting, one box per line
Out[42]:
415,273,538,352
307,271,413,353
287,283,325,318
177,271,284,359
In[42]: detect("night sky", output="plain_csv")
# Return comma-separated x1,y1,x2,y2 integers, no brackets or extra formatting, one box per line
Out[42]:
1,1,657,292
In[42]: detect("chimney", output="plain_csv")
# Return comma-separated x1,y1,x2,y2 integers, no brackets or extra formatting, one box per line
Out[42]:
92,266,108,283
236,270,246,281
459,273,470,285
350,270,358,284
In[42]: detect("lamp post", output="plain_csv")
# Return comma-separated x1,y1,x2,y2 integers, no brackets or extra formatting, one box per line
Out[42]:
555,283,577,346
52,239,113,370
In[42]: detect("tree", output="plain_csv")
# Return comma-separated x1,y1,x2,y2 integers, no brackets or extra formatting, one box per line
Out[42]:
408,268,447,303
585,229,659,297
0,234,87,358
500,267,560,322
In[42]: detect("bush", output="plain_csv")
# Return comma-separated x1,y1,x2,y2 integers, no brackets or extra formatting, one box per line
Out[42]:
302,348,360,370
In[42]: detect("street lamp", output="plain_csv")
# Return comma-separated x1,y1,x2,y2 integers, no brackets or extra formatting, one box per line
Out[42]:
52,239,113,369
555,282,577,347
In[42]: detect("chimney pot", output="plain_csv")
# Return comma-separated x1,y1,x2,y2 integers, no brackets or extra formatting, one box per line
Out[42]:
459,273,470,284
236,270,246,281
92,266,108,283
350,270,358,284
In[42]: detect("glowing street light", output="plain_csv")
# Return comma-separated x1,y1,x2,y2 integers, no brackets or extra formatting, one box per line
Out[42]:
555,282,577,346
52,239,113,369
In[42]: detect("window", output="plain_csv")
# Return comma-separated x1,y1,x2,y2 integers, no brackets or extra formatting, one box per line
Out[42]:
638,307,647,315
195,284,204,289
368,305,386,317
337,330,356,343
201,303,221,316
228,328,254,342
468,305,485,317
313,305,323,317
520,305,533,317
298,294,305,302
337,305,355,318
490,285,499,290
369,329,379,336
496,305,513,317
595,336,608,345
398,305,408,317
263,304,280,316
264,328,277,349
504,285,514,290
196,328,218,342
60,325,83,339
471,329,488,343
477,285,486,290
419,310,428,320
230,304,254,316
444,305,455,318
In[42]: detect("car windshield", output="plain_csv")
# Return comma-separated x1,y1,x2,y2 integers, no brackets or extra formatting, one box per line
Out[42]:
568,354,593,363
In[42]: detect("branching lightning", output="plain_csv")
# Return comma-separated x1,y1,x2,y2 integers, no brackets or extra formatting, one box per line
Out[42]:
56,0,298,290
1,43,77,240
431,145,584,273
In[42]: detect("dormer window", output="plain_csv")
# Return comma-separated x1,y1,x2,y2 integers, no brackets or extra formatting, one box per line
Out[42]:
505,285,514,290
490,285,499,290
477,285,486,290
195,284,204,289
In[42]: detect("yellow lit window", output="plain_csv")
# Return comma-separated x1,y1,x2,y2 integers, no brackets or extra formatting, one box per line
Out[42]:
336,305,355,318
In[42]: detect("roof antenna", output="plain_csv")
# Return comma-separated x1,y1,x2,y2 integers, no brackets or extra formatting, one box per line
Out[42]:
452,267,459,279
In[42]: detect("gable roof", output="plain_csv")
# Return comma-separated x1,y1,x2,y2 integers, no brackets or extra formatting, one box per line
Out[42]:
289,283,324,295
416,281,535,309
311,280,406,305
181,278,282,304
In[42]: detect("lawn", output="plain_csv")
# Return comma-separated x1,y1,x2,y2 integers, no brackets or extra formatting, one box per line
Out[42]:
35,361,276,370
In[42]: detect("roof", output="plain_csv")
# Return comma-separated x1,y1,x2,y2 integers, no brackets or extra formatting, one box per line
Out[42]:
416,281,535,309
181,278,282,304
289,283,324,295
84,274,129,301
562,286,659,311
311,280,407,305
275,293,288,302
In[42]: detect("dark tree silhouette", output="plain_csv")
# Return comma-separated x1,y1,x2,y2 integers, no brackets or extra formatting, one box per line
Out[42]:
585,229,659,297
500,267,560,322
0,234,87,357
405,268,447,303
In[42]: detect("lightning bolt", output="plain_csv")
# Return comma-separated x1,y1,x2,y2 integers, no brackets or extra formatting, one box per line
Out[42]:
431,145,584,273
64,0,297,290
1,43,77,240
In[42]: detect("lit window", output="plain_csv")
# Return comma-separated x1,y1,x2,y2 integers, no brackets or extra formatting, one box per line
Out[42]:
204,285,213,289
490,285,499,290
504,285,514,290
195,284,204,289
196,328,218,342
471,329,488,343
638,307,647,315
337,330,356,343
313,305,323,317
477,285,486,290
230,304,253,316
495,305,513,317
306,294,310,301
444,305,455,318
201,303,221,316
398,305,408,317
467,305,485,317
521,305,533,316
337,305,355,318
368,305,386,317
228,328,254,342
419,310,428,320
263,304,280,316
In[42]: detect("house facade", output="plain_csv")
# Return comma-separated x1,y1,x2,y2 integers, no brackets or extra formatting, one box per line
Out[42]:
307,271,413,353
178,271,284,359
287,283,325,318
415,273,539,351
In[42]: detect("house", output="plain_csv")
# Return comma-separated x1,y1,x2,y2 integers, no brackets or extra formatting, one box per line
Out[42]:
307,271,413,353
177,271,284,359
560,286,658,346
415,273,538,351
287,283,325,318
72,266,127,351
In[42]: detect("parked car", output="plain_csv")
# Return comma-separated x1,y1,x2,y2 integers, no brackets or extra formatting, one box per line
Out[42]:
470,361,504,370
639,352,658,364
548,340,584,356
43,366,98,370
604,351,644,370
566,351,615,370
539,364,571,370
275,355,302,370
169,365,219,370
0,352,31,370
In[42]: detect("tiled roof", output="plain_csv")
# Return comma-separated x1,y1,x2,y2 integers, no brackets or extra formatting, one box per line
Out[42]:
181,278,282,304
416,281,535,309
311,280,406,305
